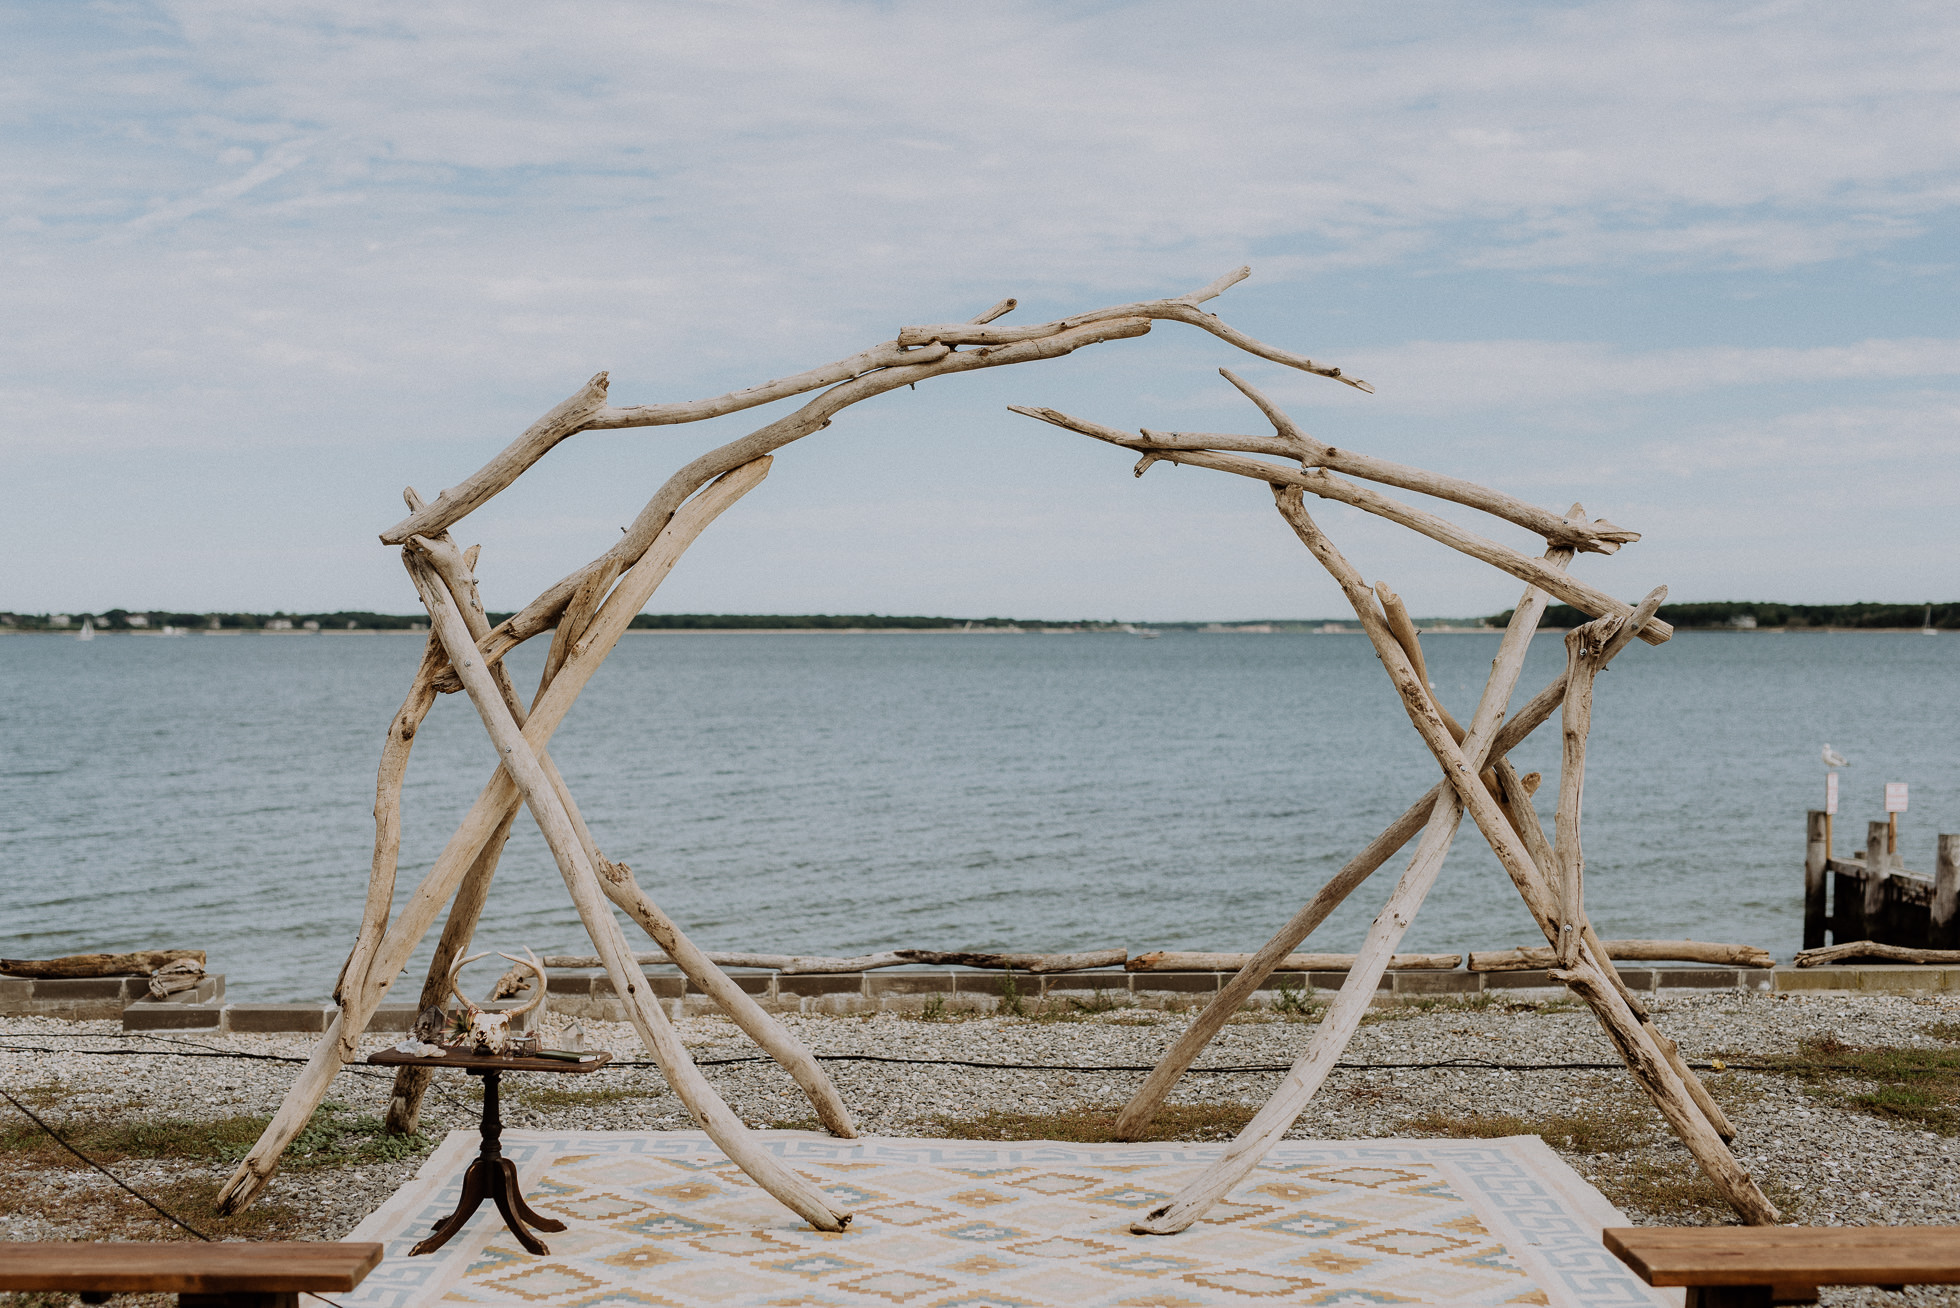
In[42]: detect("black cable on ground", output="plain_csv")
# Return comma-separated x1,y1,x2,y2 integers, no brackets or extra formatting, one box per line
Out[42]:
2,1041,1736,1074
0,1085,215,1241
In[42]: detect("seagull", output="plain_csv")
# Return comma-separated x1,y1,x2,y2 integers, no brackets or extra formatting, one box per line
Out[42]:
1822,744,1849,768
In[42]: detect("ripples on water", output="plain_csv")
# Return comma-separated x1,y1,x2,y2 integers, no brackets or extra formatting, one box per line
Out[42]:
2,630,1954,1000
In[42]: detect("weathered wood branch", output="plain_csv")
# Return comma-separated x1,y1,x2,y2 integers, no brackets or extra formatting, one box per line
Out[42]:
406,552,848,1230
1470,941,1777,971
1134,496,1554,1232
1,951,204,979
1127,951,1459,972
1215,369,1638,553
219,466,766,1216
893,949,1126,972
1795,941,1960,967
1010,405,1672,646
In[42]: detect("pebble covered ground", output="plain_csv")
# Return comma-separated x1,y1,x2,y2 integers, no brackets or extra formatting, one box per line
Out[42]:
6,989,1960,1306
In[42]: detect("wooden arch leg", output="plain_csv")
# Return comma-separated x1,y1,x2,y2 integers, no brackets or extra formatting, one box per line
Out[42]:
407,551,850,1231
1134,497,1561,1234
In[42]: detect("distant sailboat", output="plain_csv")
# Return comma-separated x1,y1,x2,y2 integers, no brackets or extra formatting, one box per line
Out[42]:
1924,604,1938,636
77,619,95,641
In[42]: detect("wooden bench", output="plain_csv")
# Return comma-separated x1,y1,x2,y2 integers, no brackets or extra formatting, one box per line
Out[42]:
0,1241,382,1308
1605,1226,1960,1306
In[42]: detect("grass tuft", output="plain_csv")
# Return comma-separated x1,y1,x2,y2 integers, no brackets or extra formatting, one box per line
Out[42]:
1399,1106,1656,1154
1756,1035,1960,1134
929,1102,1257,1143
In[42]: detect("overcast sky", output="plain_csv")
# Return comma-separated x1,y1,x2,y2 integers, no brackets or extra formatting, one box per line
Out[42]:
4,1,1956,621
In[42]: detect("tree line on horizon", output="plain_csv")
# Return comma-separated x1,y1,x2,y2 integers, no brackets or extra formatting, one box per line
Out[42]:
3,601,1954,633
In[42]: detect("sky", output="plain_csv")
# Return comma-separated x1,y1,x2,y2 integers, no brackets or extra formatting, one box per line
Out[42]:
3,1,1957,622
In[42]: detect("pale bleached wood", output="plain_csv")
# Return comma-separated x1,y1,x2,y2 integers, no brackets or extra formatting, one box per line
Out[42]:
969,297,1018,324
1009,406,1674,647
1125,951,1460,972
1112,788,1436,1141
382,373,613,544
515,950,913,975
1554,619,1613,966
1795,941,1960,967
385,804,519,1136
1214,369,1638,554
482,315,1158,660
330,633,443,1017
1134,495,1555,1233
1114,534,1577,1144
1468,941,1777,970
405,552,848,1230
219,466,770,1215
595,861,859,1138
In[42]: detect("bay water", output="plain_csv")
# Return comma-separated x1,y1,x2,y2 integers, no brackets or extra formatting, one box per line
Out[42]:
2,629,1954,1002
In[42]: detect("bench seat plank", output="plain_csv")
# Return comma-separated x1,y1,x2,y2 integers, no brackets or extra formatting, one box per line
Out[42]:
1605,1227,1960,1288
0,1243,382,1293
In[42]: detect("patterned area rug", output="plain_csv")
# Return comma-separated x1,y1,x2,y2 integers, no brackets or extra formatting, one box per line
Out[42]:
340,1132,1674,1308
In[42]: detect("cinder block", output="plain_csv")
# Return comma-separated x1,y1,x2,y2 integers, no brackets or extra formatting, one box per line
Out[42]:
1857,966,1951,992
364,1004,420,1031
1123,972,1219,995
951,973,1042,997
32,977,138,1000
1391,970,1481,995
688,973,772,997
1772,967,1851,992
867,972,956,997
1480,969,1554,989
1740,969,1775,991
1657,968,1740,990
1310,971,1389,991
546,974,600,995
0,977,35,1006
122,1000,224,1031
228,1004,331,1033
778,975,865,998
591,974,685,1000
1039,971,1129,993
1612,969,1658,991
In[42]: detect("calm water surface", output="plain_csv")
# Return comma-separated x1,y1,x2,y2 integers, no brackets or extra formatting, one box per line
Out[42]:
2,630,1955,1000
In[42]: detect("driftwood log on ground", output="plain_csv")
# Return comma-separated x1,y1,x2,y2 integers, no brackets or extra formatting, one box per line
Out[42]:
894,949,1126,972
1,951,204,978
1126,951,1459,972
1795,941,1960,967
1471,941,1777,971
497,949,1123,983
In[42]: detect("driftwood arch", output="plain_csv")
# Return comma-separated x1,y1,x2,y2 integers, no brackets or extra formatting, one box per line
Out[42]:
217,268,1776,1234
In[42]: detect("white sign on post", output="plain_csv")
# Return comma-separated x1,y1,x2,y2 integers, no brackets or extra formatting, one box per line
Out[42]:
1886,782,1909,813
1825,771,1839,815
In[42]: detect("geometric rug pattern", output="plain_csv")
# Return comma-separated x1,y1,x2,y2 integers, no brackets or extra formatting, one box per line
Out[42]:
340,1132,1675,1308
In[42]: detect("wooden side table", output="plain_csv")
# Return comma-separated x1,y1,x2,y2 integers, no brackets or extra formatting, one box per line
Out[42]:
370,1047,612,1256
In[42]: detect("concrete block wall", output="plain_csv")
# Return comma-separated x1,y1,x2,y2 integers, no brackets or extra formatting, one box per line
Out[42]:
9,963,1946,1033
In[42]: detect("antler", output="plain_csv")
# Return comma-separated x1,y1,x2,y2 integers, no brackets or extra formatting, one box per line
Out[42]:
447,950,489,1014
496,947,549,1018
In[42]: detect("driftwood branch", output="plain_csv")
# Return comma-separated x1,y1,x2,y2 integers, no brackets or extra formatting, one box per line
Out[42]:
893,949,1126,972
1011,405,1672,646
1795,941,1960,967
1,950,204,979
1127,952,1459,972
1470,941,1777,971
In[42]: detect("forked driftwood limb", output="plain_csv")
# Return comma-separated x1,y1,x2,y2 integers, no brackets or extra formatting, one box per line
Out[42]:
1470,941,1776,970
1010,405,1672,645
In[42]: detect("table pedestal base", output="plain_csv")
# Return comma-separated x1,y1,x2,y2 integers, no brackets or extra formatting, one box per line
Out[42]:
410,1069,565,1257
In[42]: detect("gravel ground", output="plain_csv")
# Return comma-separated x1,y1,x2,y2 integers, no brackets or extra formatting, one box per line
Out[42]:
6,990,1960,1306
